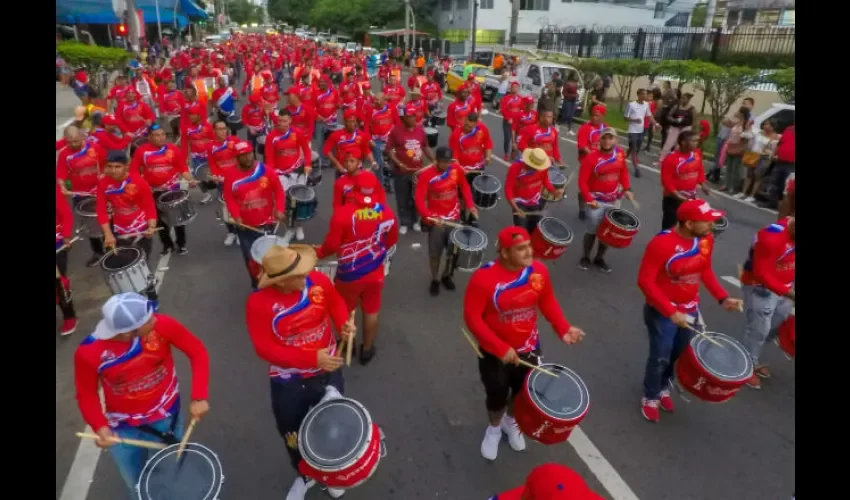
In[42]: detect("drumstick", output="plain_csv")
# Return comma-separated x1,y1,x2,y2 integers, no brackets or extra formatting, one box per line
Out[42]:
629,197,641,211
345,310,356,367
69,191,95,198
460,327,484,358
76,432,167,450
513,211,546,217
684,324,724,347
225,218,266,234
427,217,465,229
176,418,199,461
117,227,164,239
56,235,83,254
516,359,559,377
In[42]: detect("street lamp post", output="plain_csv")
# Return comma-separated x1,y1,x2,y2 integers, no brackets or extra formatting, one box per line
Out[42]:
470,0,479,57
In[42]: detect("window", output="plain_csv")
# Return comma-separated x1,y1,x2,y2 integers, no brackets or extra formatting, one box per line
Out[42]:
457,0,469,9
480,0,494,8
441,0,452,10
451,64,465,76
769,109,795,134
520,0,550,11
741,8,757,24
526,65,541,86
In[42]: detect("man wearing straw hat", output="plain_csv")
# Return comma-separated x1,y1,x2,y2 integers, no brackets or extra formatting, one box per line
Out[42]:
504,148,561,234
464,226,585,461
245,244,355,500
74,292,210,496
488,462,605,500
637,199,743,423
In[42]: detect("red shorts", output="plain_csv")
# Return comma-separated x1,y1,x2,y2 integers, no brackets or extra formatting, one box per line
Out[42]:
334,279,384,314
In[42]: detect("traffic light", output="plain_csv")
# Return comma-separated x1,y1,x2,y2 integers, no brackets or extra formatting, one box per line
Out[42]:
116,23,127,36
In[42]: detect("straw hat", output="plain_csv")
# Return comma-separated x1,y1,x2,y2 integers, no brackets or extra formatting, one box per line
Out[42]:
521,148,552,171
257,244,318,289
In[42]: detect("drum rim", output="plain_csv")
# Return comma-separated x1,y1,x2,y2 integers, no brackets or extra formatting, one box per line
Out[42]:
157,189,190,204
424,127,438,134
73,196,98,216
691,332,754,381
101,246,144,272
547,168,567,184
137,442,223,500
299,398,374,471
714,216,729,228
472,174,502,195
287,184,317,202
538,217,574,245
526,363,590,421
450,226,489,252
250,235,288,263
605,208,641,230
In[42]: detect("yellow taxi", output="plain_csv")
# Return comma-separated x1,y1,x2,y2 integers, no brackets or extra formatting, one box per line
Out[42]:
446,63,491,93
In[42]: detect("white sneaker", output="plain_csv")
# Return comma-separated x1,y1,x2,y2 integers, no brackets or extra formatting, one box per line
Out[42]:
295,227,305,241
326,487,346,498
413,222,422,232
282,229,296,244
500,416,527,451
480,425,501,461
744,196,756,203
224,233,237,246
399,225,409,235
568,130,575,136
734,192,746,199
199,192,213,204
285,477,315,500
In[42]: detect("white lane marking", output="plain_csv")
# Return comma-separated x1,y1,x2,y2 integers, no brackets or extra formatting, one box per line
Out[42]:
570,427,642,500
58,252,172,500
722,276,742,288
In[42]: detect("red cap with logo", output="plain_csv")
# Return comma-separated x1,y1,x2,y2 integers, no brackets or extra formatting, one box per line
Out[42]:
400,102,419,117
234,141,253,154
676,200,726,222
497,226,531,249
591,105,607,116
524,464,605,500
343,109,359,121
353,171,381,205
249,92,263,104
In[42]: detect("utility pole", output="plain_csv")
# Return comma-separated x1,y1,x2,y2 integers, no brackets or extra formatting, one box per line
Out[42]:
154,0,163,42
126,0,141,52
704,0,717,29
470,0,479,57
509,0,519,47
404,0,411,51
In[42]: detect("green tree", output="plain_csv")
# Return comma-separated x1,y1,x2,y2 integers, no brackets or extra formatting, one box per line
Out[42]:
696,64,759,134
611,59,657,111
268,0,314,27
57,41,130,95
768,67,794,103
227,0,262,25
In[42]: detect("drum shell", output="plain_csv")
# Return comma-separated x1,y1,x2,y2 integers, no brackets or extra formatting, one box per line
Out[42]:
596,210,639,249
450,227,488,272
431,113,446,126
136,442,223,500
713,216,729,236
675,334,753,403
315,261,338,282
226,114,244,131
73,197,103,237
540,169,568,202
530,218,573,260
513,365,589,445
425,128,439,149
777,314,795,358
100,247,151,295
156,190,198,227
471,174,501,210
299,422,384,489
286,186,318,221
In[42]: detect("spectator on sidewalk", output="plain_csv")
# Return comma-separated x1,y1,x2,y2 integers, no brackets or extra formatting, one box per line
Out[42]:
717,107,753,195
658,92,695,160
739,118,780,203
709,96,755,182
560,75,579,135
760,122,794,209
644,88,662,151
589,79,606,109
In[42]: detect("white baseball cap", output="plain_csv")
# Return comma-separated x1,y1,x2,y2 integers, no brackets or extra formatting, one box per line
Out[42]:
91,293,154,340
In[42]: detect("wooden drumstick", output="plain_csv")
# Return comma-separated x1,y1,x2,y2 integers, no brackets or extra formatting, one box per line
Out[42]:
117,227,164,239
629,197,641,211
684,324,724,347
427,217,465,229
176,418,199,460
225,218,266,234
76,432,166,450
345,310,356,367
513,211,546,217
460,327,484,358
517,359,558,377
56,235,83,254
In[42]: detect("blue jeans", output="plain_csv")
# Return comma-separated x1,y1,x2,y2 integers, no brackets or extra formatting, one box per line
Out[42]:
501,119,513,156
560,99,577,129
315,121,330,163
372,140,387,186
110,410,185,496
642,304,696,400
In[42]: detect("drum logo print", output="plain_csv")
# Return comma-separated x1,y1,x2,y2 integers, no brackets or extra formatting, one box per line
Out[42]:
165,150,174,160
259,176,269,189
529,273,544,292
309,286,325,305
449,169,458,182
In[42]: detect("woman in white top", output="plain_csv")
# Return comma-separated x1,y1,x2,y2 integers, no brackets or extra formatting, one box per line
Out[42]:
739,118,781,202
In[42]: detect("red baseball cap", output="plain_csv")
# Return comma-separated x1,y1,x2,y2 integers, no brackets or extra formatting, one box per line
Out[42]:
186,102,205,116
361,82,372,90
400,103,419,117
523,95,535,104
234,141,253,155
524,464,605,500
591,105,607,116
249,92,263,104
102,114,119,126
343,109,359,120
676,199,725,222
353,171,380,203
510,81,520,88
286,87,301,96
497,226,530,249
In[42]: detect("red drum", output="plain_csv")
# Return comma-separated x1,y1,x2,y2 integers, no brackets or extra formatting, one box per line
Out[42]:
777,313,795,358
596,208,640,249
530,217,573,260
298,397,387,489
513,364,590,445
249,234,289,279
675,332,753,403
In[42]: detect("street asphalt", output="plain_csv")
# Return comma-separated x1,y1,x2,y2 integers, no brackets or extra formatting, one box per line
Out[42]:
55,75,794,500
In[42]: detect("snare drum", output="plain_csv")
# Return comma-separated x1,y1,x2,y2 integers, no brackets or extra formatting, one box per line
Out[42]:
250,234,289,279
424,127,439,149
713,215,729,236
286,185,318,221
431,110,447,126
315,260,339,281
157,190,198,227
675,332,753,403
514,363,590,445
471,174,502,210
130,136,147,156
136,442,224,500
450,226,488,272
192,161,211,182
226,113,244,131
298,397,387,489
100,246,152,295
73,197,102,237
596,208,640,249
530,217,573,260
777,313,795,359
541,168,567,202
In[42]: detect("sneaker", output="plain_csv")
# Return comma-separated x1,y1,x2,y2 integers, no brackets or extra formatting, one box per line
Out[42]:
295,227,305,241
326,487,346,499
641,398,660,423
568,130,575,136
199,192,213,204
399,225,409,235
480,425,501,461
744,196,756,203
503,154,510,161
746,374,762,390
178,246,189,256
60,318,77,336
86,253,104,267
500,416,526,451
429,280,440,297
577,257,591,271
282,229,296,244
734,192,746,199
659,390,675,412
441,275,456,291
359,344,376,365
593,258,612,274
285,477,315,500
224,233,237,246
755,365,771,379
413,222,422,232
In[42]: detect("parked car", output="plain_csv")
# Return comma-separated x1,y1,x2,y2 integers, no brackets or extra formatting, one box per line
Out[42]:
483,60,585,115
752,103,795,134
446,63,491,93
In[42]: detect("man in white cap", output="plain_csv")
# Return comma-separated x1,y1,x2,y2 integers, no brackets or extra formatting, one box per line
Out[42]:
74,292,211,495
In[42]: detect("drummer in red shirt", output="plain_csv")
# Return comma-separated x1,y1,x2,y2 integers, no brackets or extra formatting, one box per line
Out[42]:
241,93,276,157
659,131,710,229
420,70,443,123
510,96,538,160
74,292,210,496
157,79,185,138
116,89,155,140
405,88,429,127
323,109,377,177
56,184,78,336
575,106,608,219
245,244,354,500
180,104,216,204
314,78,342,167
516,110,564,167
489,463,605,500
637,199,743,423
739,216,795,390
206,120,242,246
107,74,131,111
499,82,524,161
577,128,635,274
382,73,406,111
415,146,477,296
446,86,476,132
283,89,316,139
363,93,398,192
316,173,398,365
505,148,561,234
333,153,387,208
464,226,585,461
449,112,493,226
89,114,132,152
265,109,314,243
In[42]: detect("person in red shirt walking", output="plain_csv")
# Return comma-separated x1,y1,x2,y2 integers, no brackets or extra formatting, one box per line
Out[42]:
241,93,276,157
382,73,406,112
516,110,564,168
283,88,316,139
464,226,586,461
56,184,78,336
577,128,635,273
89,114,132,153
74,292,210,496
210,75,240,135
448,113,493,226
363,93,398,193
316,174,399,364
323,109,377,178
739,216,795,390
510,96,538,161
116,89,155,140
180,105,216,204
245,245,354,500
388,104,436,234
505,148,561,234
488,463,605,500
659,131,710,229
499,82,524,161
314,78,342,166
446,87,476,132
405,88,429,127
637,200,743,422
206,120,242,246
575,105,608,219
332,154,387,208
421,70,443,124
265,109,314,242
156,79,186,139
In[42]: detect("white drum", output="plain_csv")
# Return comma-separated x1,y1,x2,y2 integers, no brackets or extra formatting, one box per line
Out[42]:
73,197,103,237
100,247,152,295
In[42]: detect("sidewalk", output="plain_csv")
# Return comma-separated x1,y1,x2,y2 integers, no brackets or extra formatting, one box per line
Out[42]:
56,83,79,127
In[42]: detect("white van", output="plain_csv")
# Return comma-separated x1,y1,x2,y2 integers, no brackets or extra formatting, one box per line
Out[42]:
752,103,795,133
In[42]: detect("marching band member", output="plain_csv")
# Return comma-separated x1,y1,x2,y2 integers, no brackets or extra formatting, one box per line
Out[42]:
577,128,634,274
260,70,280,108
489,463,605,500
382,73,407,112
333,153,387,207
446,86,475,133
516,110,564,167
314,78,342,166
465,75,484,112
316,173,399,364
156,79,186,138
511,96,538,157
89,114,132,153
464,226,585,461
323,109,376,177
421,70,443,125
739,216,795,389
363,93,398,192
180,103,216,204
130,125,196,256
75,292,210,496
388,103,436,235
265,109,313,242
499,82,524,161
449,112,493,225
116,89,155,139
637,199,743,423
57,125,108,267
245,245,354,500
241,93,276,156
339,71,360,111
206,120,242,246
211,75,240,134
576,105,608,219
107,74,131,112
660,131,710,229
405,88,429,127
284,89,316,140
222,141,287,289
505,148,561,234
56,184,77,336
415,146,477,296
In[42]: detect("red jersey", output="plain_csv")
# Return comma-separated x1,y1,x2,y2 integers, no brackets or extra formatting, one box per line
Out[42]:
89,125,132,152
776,125,795,163
420,81,442,106
285,105,315,139
363,103,397,141
241,103,274,134
56,142,107,194
56,184,73,247
206,137,241,178
512,109,538,134
387,124,428,171
740,219,795,296
316,201,399,283
414,164,474,222
517,125,561,162
465,260,571,359
383,84,406,109
181,122,215,160
637,230,728,317
261,83,279,106
245,271,349,381
579,148,630,203
314,88,341,122
131,143,189,191
295,82,316,109
505,162,557,207
222,162,285,227
406,99,428,126
500,94,524,122
74,314,210,431
116,101,155,136
407,75,427,91
332,171,387,208
95,173,157,234
107,84,131,104
448,124,493,171
446,97,476,130
660,150,705,198
264,127,312,175
339,81,360,108
157,89,185,116
576,122,607,161
323,128,371,164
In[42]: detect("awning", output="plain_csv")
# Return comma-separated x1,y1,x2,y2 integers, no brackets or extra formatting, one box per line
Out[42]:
180,0,209,20
136,0,189,27
56,0,120,24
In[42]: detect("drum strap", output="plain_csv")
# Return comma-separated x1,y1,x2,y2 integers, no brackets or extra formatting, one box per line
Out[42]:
136,406,181,446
